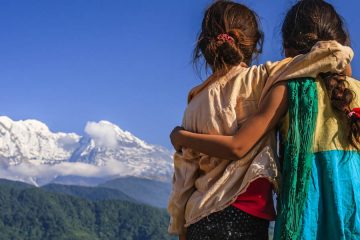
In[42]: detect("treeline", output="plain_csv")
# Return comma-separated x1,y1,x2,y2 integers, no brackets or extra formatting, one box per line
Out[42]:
0,179,175,240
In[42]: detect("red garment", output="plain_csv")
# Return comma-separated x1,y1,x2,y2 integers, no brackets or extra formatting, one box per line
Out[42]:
231,178,276,220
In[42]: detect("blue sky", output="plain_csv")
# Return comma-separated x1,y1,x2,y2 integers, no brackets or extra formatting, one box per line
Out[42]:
0,0,359,149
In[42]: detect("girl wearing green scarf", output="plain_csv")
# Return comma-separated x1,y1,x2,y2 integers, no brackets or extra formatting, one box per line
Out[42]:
170,1,359,239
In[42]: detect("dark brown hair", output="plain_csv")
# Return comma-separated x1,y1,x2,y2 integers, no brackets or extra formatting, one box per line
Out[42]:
282,0,360,147
193,0,263,74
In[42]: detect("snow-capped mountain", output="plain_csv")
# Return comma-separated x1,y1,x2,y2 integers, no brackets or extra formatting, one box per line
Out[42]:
70,121,173,181
0,116,80,166
0,116,173,186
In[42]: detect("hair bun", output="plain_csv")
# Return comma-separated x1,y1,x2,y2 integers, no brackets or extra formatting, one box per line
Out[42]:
216,40,244,66
193,1,263,73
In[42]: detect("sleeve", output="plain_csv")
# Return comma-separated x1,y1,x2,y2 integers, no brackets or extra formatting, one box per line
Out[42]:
167,149,200,235
259,40,354,103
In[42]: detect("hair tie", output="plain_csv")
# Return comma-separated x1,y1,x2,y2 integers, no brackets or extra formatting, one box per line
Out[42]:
348,108,360,120
216,33,234,44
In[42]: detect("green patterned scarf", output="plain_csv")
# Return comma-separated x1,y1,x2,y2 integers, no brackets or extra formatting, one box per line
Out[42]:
275,78,318,240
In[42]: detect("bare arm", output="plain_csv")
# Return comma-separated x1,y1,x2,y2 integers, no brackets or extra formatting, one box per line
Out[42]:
170,83,288,160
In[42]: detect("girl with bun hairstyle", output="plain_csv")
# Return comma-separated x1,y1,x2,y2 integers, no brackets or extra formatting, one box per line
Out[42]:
168,1,353,239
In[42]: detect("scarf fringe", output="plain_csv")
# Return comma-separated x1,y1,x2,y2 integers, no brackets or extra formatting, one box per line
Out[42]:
276,78,318,240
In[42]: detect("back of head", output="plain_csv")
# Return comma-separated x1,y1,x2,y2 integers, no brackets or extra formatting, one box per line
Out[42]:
282,0,349,53
193,0,263,74
282,0,359,147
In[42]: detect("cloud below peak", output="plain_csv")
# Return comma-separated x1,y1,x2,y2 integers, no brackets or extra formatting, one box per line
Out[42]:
84,121,118,148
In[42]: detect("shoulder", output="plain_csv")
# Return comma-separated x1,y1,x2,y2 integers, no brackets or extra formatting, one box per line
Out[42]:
231,61,275,84
227,60,293,82
263,58,294,76
347,76,360,87
347,77,360,96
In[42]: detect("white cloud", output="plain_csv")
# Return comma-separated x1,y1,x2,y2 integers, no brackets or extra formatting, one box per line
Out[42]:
0,160,133,186
84,121,117,148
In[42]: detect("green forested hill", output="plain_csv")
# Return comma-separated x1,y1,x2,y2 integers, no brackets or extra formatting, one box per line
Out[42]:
42,183,136,202
0,179,175,240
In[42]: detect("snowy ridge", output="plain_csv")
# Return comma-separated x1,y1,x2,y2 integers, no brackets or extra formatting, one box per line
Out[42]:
0,116,80,166
0,116,173,186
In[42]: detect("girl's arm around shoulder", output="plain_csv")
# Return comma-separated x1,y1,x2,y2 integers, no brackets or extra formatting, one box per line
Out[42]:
267,40,353,78
170,83,288,160
259,40,353,102
242,41,353,102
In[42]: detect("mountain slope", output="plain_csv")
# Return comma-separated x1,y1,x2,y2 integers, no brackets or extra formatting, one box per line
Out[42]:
69,121,173,182
100,176,172,208
0,178,34,190
0,179,175,240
